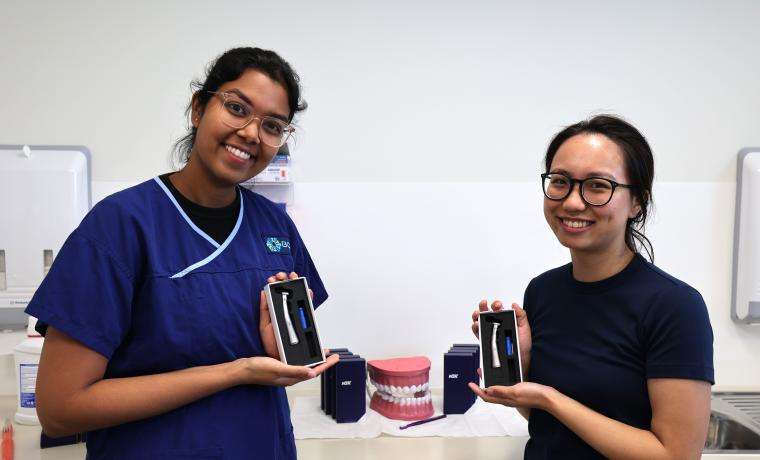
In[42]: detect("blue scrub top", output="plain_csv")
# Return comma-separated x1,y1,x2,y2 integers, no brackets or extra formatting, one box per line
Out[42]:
26,178,328,460
523,254,713,459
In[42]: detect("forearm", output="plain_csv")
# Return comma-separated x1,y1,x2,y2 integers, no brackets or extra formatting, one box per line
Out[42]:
545,391,674,460
40,360,244,437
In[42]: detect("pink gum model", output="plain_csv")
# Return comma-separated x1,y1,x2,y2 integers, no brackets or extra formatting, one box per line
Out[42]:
367,356,434,421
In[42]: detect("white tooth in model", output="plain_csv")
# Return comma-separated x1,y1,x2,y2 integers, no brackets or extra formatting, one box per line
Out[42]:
282,292,299,345
491,323,501,368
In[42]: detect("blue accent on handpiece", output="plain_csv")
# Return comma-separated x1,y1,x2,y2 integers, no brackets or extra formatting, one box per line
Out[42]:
506,336,513,356
298,307,309,329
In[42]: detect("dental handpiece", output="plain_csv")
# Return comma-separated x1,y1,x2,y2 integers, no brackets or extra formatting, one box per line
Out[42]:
491,323,501,368
282,292,299,345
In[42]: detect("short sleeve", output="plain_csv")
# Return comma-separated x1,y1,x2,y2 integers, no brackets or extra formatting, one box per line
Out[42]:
521,278,538,382
288,223,328,309
523,278,537,317
25,231,134,360
642,284,714,384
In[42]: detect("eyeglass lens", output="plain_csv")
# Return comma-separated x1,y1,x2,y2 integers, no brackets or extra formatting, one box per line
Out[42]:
218,93,291,147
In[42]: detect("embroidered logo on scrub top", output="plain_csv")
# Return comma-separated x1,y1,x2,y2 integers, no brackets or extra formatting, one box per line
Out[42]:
265,237,291,254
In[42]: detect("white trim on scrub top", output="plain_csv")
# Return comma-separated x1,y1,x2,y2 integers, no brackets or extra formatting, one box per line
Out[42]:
153,177,245,279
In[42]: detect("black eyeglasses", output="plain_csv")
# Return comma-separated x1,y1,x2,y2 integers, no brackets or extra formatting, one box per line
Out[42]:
541,173,634,206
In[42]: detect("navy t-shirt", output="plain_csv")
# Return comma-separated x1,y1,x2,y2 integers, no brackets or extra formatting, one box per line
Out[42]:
523,254,714,459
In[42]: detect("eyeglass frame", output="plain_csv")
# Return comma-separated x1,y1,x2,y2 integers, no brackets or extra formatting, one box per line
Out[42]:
540,172,635,206
207,90,295,148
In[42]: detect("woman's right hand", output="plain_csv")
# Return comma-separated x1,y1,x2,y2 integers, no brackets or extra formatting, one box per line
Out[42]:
235,353,339,387
471,300,532,371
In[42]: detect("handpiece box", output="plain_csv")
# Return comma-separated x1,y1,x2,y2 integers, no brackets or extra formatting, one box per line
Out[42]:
443,350,479,414
478,310,523,388
323,350,355,414
264,277,326,367
331,357,367,423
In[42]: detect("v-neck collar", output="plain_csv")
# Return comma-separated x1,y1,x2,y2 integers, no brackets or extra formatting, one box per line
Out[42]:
153,177,245,278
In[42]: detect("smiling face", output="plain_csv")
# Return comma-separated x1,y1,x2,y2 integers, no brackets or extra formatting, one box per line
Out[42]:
543,133,641,257
189,69,290,187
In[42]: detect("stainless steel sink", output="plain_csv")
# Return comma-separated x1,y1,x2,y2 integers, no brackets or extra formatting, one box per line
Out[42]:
705,392,760,453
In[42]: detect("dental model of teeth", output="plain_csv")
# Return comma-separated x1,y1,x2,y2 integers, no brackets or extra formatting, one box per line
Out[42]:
367,356,435,421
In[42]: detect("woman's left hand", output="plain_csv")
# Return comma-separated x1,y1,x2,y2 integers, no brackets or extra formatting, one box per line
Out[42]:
468,381,557,411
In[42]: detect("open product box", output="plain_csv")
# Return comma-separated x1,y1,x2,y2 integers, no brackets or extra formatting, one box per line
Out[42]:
478,310,523,387
264,277,326,367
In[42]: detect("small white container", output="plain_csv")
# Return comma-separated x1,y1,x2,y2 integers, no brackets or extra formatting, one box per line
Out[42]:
13,336,44,425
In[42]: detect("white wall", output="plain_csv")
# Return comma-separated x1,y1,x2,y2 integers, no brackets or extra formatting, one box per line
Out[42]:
295,181,760,388
1,0,759,183
2,1,759,389
90,180,760,389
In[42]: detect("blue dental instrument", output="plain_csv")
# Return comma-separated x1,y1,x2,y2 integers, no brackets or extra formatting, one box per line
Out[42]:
298,307,309,330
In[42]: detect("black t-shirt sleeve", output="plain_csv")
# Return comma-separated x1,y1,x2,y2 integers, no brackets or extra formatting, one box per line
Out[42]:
642,284,715,384
522,278,538,381
522,277,537,316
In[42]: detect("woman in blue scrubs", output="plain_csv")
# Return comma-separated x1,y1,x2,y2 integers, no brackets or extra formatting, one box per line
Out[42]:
27,47,338,459
470,115,714,459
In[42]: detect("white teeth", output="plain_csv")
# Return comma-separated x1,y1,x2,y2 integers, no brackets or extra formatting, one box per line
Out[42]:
381,394,428,402
371,378,432,404
225,144,251,160
375,391,432,406
563,219,591,228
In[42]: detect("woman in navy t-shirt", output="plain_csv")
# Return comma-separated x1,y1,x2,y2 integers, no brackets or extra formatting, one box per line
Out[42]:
470,115,714,459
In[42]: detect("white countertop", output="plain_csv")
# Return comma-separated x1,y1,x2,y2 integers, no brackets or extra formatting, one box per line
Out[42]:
0,394,756,459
